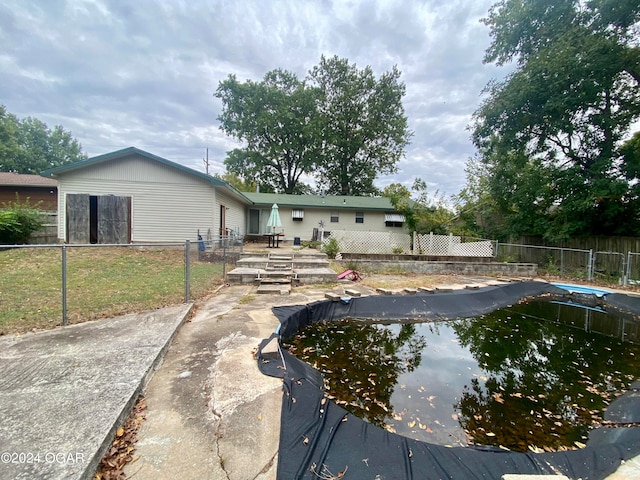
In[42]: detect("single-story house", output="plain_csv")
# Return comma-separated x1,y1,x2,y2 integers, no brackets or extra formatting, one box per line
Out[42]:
0,172,58,211
41,147,407,244
243,192,407,242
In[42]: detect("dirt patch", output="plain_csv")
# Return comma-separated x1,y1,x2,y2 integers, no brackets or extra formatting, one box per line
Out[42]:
355,273,473,290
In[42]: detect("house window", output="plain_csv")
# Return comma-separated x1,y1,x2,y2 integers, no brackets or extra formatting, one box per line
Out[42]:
385,213,406,228
355,211,364,224
330,211,339,223
292,209,304,222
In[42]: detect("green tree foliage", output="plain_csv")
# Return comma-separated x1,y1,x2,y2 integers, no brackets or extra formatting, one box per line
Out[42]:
0,105,87,174
309,55,413,195
621,131,640,180
215,57,412,195
216,70,322,194
321,236,340,259
0,198,45,245
454,157,506,239
471,0,640,240
382,179,454,235
213,172,259,193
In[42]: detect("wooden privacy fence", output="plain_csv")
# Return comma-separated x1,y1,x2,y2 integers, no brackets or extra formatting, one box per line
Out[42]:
29,212,57,244
509,236,640,284
495,243,593,279
516,235,640,255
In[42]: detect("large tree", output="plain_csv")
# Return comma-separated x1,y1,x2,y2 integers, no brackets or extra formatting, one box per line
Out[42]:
0,105,86,173
382,179,455,235
216,69,322,194
472,0,640,240
309,55,412,195
215,57,412,196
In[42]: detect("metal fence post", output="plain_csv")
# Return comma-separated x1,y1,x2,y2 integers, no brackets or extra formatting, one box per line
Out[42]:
61,244,67,326
185,240,191,302
587,249,593,281
223,237,227,283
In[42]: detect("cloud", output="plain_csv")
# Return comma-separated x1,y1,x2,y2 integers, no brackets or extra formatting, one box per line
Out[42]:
0,0,506,196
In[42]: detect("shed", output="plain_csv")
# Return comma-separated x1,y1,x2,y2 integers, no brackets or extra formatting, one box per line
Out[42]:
41,147,248,244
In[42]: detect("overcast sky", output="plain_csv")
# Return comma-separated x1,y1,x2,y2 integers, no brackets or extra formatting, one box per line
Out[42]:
0,0,511,198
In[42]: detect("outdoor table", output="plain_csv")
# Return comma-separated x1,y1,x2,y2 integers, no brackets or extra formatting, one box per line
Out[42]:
267,233,283,248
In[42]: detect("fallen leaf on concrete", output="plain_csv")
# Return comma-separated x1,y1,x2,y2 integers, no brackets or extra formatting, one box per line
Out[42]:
94,396,147,480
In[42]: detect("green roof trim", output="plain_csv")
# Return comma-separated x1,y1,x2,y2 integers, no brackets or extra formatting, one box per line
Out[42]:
243,192,397,211
40,146,250,202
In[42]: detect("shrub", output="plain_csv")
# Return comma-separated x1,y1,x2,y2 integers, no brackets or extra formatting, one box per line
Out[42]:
0,199,45,245
321,236,340,259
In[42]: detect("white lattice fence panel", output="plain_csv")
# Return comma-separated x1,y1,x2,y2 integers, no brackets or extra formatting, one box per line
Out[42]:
451,241,494,257
327,230,411,254
414,233,494,257
414,233,457,255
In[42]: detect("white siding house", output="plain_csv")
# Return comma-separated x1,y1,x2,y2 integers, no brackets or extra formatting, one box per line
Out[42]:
243,192,407,242
41,147,408,245
41,147,249,244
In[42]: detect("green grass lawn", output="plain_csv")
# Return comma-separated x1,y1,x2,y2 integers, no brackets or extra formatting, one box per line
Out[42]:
0,246,223,335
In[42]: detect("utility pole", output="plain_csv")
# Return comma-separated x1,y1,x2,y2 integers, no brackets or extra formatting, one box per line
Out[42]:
203,148,209,175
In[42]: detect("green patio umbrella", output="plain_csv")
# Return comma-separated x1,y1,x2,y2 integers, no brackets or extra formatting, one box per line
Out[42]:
266,203,282,233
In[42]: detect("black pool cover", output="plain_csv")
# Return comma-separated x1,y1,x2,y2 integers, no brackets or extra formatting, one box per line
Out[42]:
257,281,640,479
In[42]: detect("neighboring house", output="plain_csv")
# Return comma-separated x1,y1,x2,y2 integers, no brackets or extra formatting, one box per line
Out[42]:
41,147,249,244
243,192,407,241
40,146,407,245
0,172,58,211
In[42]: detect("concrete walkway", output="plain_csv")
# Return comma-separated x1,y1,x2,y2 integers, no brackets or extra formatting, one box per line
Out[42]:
0,303,191,480
122,284,332,480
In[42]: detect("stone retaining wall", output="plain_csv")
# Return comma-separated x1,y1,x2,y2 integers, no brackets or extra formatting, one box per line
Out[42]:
341,253,494,263
340,258,537,276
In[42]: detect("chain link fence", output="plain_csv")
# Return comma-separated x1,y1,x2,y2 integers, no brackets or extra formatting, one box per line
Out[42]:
495,243,593,280
322,232,640,285
0,237,241,334
625,252,640,286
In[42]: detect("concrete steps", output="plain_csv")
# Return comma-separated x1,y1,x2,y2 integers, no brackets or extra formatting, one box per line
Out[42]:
227,250,338,291
237,254,329,270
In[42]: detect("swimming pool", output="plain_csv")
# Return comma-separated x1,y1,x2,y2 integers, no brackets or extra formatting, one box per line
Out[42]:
258,281,640,479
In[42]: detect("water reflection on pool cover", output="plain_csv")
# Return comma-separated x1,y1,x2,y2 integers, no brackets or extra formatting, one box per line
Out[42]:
285,299,640,452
